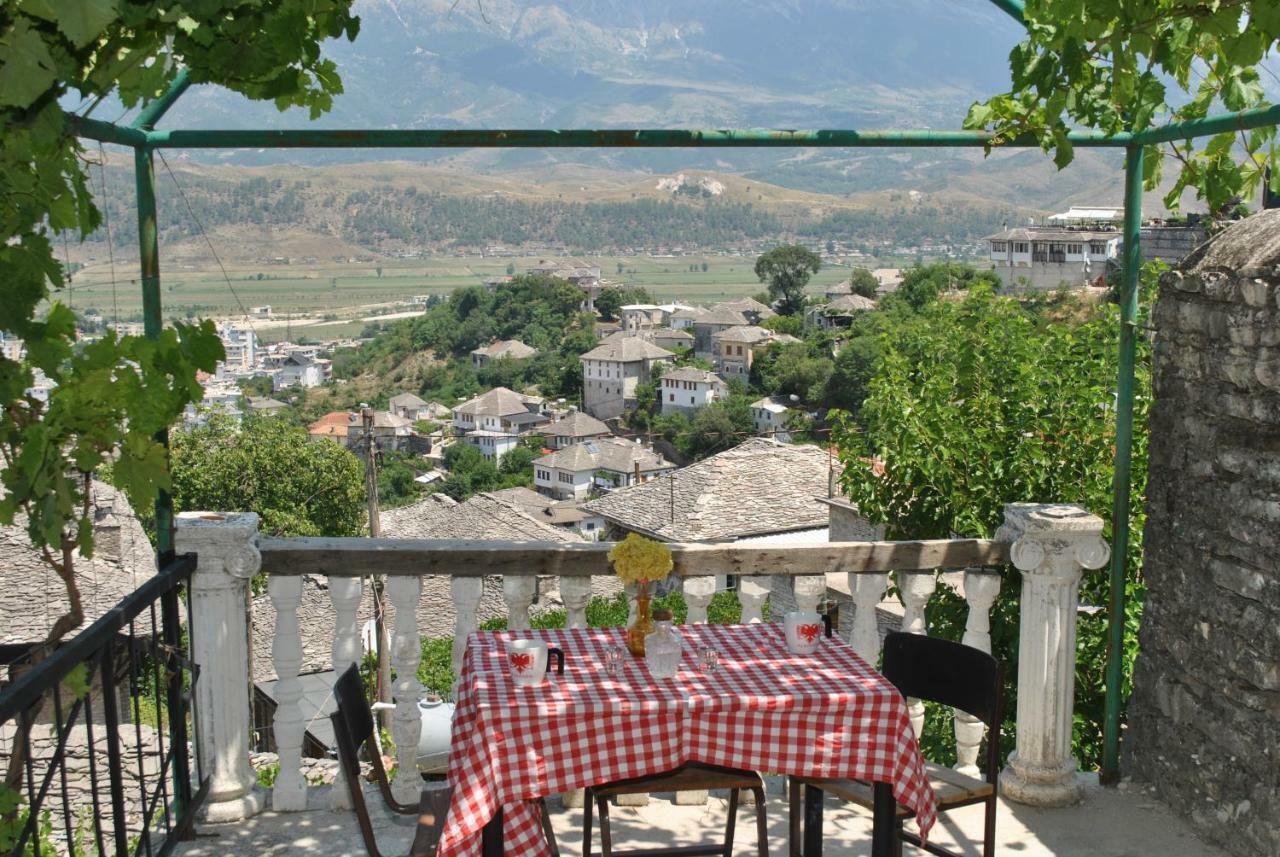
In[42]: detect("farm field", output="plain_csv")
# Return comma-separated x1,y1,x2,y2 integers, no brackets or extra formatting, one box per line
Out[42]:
65,251,881,340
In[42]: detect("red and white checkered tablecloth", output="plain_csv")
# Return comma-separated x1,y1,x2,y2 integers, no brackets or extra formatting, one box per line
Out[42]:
439,623,937,857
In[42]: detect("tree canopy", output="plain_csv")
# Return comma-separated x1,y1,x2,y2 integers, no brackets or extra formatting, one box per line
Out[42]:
965,1,1280,211
848,267,879,299
754,244,821,315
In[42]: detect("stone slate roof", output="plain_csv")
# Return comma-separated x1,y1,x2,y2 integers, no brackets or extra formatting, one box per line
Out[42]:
717,297,775,322
825,281,854,297
670,307,708,322
471,339,537,360
985,227,1120,242
653,328,694,340
582,438,836,541
544,411,611,439
662,367,723,385
247,396,288,411
0,481,155,647
537,437,672,475
389,392,428,409
381,492,580,542
454,387,539,418
1181,209,1279,271
825,294,877,314
487,487,590,526
751,396,794,413
713,325,774,344
579,336,674,363
694,306,750,327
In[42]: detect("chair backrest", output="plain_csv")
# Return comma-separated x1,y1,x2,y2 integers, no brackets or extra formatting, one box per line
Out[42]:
880,632,1002,727
331,666,384,857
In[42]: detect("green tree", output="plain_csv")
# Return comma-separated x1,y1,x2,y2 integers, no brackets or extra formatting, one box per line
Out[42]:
595,288,624,321
377,450,421,509
683,397,756,459
754,245,822,316
751,341,833,403
963,1,1280,211
848,267,879,299
172,416,366,537
832,282,1151,769
761,314,805,337
506,262,517,276
499,445,535,476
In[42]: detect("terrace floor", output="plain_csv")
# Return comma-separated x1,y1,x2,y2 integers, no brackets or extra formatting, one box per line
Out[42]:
175,775,1224,857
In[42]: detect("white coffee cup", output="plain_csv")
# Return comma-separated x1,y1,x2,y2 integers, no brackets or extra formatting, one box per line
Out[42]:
505,639,565,686
784,611,832,655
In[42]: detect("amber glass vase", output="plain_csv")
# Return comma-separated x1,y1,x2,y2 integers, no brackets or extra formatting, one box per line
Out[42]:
626,584,655,656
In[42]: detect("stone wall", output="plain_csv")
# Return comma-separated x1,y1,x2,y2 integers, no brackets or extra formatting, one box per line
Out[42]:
1125,210,1280,856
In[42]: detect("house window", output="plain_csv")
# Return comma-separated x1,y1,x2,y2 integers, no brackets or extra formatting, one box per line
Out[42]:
690,396,695,404
991,241,1008,253
1014,242,1029,253
1067,243,1083,254
669,393,675,402
1090,241,1107,255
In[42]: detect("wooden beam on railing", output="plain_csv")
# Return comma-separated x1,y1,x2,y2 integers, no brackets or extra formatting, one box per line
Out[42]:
258,537,1010,578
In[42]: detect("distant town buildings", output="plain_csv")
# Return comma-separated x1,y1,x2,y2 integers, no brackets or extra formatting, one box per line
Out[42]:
542,410,612,450
451,386,548,462
470,339,537,367
533,437,674,501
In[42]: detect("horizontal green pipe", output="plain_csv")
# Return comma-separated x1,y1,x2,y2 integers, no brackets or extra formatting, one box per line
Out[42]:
144,127,1131,149
987,0,1026,25
1133,103,1280,145
66,113,148,147
132,68,192,130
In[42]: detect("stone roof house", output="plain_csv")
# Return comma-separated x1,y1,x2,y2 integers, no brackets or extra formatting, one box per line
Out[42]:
534,437,675,501
470,339,538,367
542,410,612,449
579,335,675,421
813,294,877,330
246,396,289,415
582,437,837,543
660,366,727,416
712,325,794,379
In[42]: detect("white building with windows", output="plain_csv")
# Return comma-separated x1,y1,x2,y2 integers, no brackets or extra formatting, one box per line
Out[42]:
750,396,795,435
534,438,674,501
218,323,257,374
660,367,726,416
986,223,1121,291
579,335,675,420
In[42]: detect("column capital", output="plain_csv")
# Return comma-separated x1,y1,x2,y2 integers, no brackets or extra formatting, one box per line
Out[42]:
176,512,262,581
998,503,1110,576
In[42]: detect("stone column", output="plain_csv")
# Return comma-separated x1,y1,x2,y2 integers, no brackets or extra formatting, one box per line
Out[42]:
177,511,266,823
997,503,1110,806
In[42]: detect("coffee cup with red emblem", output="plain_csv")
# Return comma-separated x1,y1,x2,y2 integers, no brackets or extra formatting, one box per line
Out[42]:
506,639,565,687
784,611,833,655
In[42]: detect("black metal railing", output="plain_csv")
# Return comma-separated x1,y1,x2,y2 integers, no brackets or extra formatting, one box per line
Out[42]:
0,554,204,857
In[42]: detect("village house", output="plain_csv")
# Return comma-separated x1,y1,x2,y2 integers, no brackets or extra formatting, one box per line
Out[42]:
451,386,548,462
527,263,603,311
272,351,329,390
487,486,606,541
660,366,727,416
750,395,796,435
985,226,1120,290
668,306,707,330
245,396,289,416
651,327,694,352
306,410,420,454
217,323,257,376
469,339,537,368
579,335,675,420
388,392,431,421
713,325,796,379
541,410,612,450
533,437,674,501
810,293,877,330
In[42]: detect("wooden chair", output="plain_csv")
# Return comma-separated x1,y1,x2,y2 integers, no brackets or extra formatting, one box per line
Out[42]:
330,663,560,857
788,633,1004,857
584,761,768,857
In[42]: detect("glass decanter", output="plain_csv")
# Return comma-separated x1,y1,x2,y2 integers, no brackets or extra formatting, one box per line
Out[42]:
644,608,682,679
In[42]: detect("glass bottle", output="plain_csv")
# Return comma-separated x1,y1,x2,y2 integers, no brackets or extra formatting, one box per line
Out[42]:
644,608,682,679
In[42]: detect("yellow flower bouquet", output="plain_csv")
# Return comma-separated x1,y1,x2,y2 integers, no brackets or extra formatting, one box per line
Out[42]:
608,534,673,656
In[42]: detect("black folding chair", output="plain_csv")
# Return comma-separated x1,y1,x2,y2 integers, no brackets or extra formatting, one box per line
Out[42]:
789,632,1004,857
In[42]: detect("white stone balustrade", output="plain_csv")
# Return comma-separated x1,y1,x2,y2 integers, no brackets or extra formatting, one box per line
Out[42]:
847,570,888,663
683,576,715,623
955,568,1001,776
737,577,770,623
997,503,1110,807
267,574,307,812
503,576,536,631
897,570,938,738
792,575,827,615
387,576,425,805
176,511,266,823
451,577,483,677
327,575,364,810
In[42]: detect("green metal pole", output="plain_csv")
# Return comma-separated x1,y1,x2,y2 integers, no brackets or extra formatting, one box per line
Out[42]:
132,68,192,130
986,0,1025,25
1133,103,1280,145
134,145,174,560
143,126,1132,150
1101,144,1144,785
65,113,150,147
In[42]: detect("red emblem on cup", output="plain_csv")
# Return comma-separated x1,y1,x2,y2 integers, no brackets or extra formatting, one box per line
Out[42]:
510,653,533,673
797,623,822,644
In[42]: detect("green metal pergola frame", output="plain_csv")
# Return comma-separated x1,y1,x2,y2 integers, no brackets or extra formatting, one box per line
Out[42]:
62,0,1280,783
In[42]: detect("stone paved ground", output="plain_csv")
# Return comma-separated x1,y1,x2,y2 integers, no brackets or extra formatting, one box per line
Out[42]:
176,775,1226,857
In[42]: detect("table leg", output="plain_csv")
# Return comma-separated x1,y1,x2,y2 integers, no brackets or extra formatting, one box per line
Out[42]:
802,784,823,857
871,783,894,857
482,807,504,857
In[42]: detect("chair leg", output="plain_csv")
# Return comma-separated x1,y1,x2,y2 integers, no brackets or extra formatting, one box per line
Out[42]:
892,818,903,857
751,786,768,857
539,798,560,857
801,784,823,857
723,788,740,857
583,789,594,857
598,795,614,857
983,793,997,857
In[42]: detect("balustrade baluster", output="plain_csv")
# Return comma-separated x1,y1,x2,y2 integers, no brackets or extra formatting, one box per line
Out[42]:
848,571,888,663
792,575,827,614
954,568,1001,775
897,570,937,739
737,577,770,623
328,576,364,811
683,576,715,623
387,576,425,804
452,577,484,677
268,576,306,811
561,577,592,630
503,576,536,631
